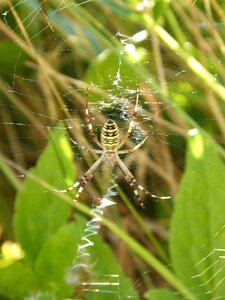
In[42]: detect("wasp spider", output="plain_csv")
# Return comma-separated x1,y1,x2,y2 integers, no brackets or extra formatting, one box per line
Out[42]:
53,87,170,207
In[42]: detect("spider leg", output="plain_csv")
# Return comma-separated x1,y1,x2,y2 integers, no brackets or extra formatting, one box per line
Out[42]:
118,136,148,155
53,156,103,206
118,85,140,150
67,135,102,154
117,158,171,207
117,158,144,207
85,88,103,149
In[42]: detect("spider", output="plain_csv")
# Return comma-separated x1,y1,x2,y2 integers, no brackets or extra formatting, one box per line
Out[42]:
53,86,170,207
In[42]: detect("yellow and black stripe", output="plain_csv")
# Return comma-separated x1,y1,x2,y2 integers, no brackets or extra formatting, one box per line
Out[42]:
101,119,119,151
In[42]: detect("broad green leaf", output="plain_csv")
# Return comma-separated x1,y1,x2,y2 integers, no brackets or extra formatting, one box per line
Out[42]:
34,222,81,298
145,288,183,300
85,49,148,100
86,231,140,300
27,292,53,300
0,261,37,299
68,214,140,300
170,131,225,298
0,41,27,75
13,124,75,264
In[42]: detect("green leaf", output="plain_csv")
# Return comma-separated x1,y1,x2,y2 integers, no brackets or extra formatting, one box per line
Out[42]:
145,288,183,300
13,124,75,264
27,292,53,300
9,125,89,299
86,232,140,300
170,131,225,298
0,261,37,299
34,222,81,298
85,49,148,100
0,41,27,76
66,214,140,300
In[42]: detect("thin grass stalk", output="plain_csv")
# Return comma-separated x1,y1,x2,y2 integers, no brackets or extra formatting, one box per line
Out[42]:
173,1,225,84
142,13,225,103
0,81,47,137
0,106,26,167
177,1,225,140
0,153,21,192
117,186,169,264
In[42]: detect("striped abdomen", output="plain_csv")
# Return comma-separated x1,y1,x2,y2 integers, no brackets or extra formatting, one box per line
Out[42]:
101,119,119,151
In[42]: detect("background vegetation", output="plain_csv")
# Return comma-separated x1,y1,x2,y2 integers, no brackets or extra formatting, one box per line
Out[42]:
0,0,225,299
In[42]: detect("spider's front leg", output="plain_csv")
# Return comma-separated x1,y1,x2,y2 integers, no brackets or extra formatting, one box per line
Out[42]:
85,88,103,149
118,136,148,155
67,135,102,154
53,156,103,205
118,85,140,150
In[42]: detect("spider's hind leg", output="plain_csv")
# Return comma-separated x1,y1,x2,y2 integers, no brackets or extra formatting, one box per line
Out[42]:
117,158,145,207
117,158,171,208
53,156,103,206
52,181,81,205
129,178,146,208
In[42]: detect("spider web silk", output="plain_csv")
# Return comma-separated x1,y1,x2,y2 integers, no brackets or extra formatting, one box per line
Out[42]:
0,1,225,299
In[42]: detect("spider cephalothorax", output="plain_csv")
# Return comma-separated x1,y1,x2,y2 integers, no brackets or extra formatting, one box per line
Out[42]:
53,87,170,207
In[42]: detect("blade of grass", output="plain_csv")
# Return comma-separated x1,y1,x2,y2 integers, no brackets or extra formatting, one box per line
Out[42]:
0,152,21,192
116,186,169,264
142,13,225,103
